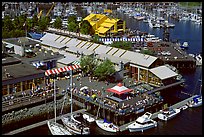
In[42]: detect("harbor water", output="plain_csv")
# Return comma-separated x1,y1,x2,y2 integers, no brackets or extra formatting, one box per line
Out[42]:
15,5,202,135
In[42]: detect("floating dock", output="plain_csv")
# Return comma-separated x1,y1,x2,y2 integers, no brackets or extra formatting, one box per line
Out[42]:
118,95,198,132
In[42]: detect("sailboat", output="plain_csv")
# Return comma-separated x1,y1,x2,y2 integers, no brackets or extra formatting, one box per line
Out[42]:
61,70,90,135
95,90,119,133
47,78,72,135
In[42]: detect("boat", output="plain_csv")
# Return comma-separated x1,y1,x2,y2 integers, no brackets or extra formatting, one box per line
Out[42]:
95,119,119,132
195,54,202,65
180,42,189,49
83,113,95,123
47,121,72,135
47,79,72,135
61,70,90,135
127,112,157,132
95,91,119,132
187,74,202,107
61,115,90,135
157,107,181,121
188,95,202,108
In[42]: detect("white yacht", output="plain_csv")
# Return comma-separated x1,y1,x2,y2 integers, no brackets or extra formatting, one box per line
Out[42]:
158,107,181,121
127,112,157,132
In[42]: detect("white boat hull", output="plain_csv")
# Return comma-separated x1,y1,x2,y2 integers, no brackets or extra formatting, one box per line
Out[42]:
158,109,180,121
61,116,89,135
95,119,119,133
188,97,202,108
128,122,157,132
47,121,72,135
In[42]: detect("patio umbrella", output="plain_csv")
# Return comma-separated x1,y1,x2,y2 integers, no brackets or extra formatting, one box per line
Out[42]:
80,86,89,91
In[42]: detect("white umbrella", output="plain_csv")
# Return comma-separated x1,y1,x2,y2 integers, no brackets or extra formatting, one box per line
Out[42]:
80,86,89,91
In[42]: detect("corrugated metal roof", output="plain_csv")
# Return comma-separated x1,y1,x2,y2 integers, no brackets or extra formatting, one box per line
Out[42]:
96,53,130,64
121,51,157,68
150,65,178,80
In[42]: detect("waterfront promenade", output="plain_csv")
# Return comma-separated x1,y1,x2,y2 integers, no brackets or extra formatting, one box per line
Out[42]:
3,94,197,134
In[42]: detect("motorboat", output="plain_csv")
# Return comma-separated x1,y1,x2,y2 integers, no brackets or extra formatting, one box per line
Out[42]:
127,112,157,132
195,54,202,65
95,119,119,132
47,121,72,135
83,113,95,123
158,107,181,121
180,42,189,49
188,95,202,108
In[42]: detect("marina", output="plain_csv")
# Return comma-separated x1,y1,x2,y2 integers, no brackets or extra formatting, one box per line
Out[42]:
2,2,202,135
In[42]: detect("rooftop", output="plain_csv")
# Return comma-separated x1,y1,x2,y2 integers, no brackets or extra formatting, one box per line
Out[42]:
150,65,178,80
2,62,45,81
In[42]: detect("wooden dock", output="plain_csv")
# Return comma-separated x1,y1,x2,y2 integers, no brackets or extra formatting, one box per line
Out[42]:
3,109,86,135
119,95,197,132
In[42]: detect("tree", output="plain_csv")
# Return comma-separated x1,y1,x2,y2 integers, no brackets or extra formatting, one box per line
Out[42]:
18,14,27,30
26,18,33,32
13,16,20,30
80,55,98,76
38,16,49,32
68,15,77,24
32,14,38,27
3,15,14,32
68,21,78,32
92,34,101,43
80,20,94,35
94,59,116,81
110,41,132,51
53,17,62,29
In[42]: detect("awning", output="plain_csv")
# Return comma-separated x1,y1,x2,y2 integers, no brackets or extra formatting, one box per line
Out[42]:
106,83,133,95
32,62,44,67
72,60,80,66
45,64,80,76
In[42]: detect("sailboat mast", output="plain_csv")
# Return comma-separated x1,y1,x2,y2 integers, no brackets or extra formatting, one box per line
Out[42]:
54,78,56,123
70,70,73,115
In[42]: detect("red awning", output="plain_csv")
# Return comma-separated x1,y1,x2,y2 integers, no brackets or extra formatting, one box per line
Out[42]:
106,83,133,95
45,64,80,76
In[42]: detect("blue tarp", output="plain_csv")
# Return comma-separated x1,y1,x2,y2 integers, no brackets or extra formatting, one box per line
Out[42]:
28,32,45,40
103,118,111,124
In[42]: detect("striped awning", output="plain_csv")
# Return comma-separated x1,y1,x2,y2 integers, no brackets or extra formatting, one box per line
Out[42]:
72,60,80,66
45,64,80,76
33,62,44,67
